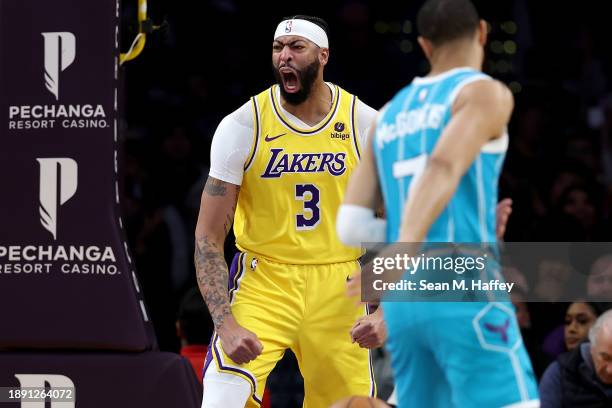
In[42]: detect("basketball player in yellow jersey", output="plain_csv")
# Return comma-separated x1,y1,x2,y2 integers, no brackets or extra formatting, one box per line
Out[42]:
194,15,381,408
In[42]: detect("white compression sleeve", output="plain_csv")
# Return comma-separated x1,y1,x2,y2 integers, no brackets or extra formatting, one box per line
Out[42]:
208,101,253,185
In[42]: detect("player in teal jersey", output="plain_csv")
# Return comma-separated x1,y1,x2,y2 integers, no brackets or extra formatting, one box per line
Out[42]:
337,0,539,406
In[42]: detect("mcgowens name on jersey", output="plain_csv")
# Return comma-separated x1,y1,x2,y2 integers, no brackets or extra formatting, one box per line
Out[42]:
376,103,446,148
261,148,347,178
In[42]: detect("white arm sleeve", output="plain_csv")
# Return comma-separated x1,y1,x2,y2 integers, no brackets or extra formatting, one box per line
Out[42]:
355,100,378,147
336,204,387,248
208,101,254,185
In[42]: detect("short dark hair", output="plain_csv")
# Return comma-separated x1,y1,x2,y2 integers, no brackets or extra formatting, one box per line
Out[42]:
282,15,330,39
178,287,213,345
417,0,480,45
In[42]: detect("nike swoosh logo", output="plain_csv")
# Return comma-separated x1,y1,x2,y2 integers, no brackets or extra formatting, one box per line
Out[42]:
265,133,286,142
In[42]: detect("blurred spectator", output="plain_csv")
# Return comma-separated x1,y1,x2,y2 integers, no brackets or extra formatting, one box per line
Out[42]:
557,184,599,240
539,310,612,407
548,164,590,209
177,286,214,379
530,181,609,242
565,302,601,351
564,132,600,175
504,266,529,294
533,259,574,303
541,302,607,362
588,255,612,300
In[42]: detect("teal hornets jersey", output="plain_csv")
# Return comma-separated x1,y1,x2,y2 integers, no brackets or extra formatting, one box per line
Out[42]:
377,71,539,408
373,67,508,243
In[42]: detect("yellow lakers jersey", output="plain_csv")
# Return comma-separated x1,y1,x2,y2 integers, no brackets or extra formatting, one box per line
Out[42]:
233,84,364,264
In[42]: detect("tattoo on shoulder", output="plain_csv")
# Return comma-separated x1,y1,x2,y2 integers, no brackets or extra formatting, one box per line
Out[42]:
204,178,227,196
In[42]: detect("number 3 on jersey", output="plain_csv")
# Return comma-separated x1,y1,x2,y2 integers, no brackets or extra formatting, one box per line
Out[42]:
295,184,320,230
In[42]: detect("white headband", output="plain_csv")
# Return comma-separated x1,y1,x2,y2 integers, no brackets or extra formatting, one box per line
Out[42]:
274,19,329,48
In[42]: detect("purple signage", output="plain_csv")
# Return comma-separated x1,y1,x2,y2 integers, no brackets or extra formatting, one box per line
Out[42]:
0,0,155,351
0,351,202,407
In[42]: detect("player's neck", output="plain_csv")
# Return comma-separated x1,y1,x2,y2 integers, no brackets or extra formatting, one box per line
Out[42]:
280,80,332,127
427,42,482,76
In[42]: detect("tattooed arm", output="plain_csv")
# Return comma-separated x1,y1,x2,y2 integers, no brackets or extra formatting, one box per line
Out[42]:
195,176,262,364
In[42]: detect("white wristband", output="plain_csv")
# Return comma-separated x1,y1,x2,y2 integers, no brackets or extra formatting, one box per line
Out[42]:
336,204,387,248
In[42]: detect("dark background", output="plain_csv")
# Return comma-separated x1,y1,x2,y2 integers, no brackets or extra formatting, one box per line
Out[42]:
118,0,612,404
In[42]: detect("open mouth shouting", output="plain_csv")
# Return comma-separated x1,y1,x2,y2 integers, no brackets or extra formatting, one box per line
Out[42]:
273,59,319,105
279,66,300,93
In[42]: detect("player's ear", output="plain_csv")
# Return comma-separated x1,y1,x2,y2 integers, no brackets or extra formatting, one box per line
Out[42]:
319,47,329,66
478,19,488,46
417,36,433,60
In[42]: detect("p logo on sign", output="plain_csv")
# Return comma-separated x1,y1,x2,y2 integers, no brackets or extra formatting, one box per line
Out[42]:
37,158,78,240
42,32,76,100
14,374,75,408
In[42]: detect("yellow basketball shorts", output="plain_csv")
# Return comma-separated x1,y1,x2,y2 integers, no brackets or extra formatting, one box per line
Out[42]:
203,251,376,407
